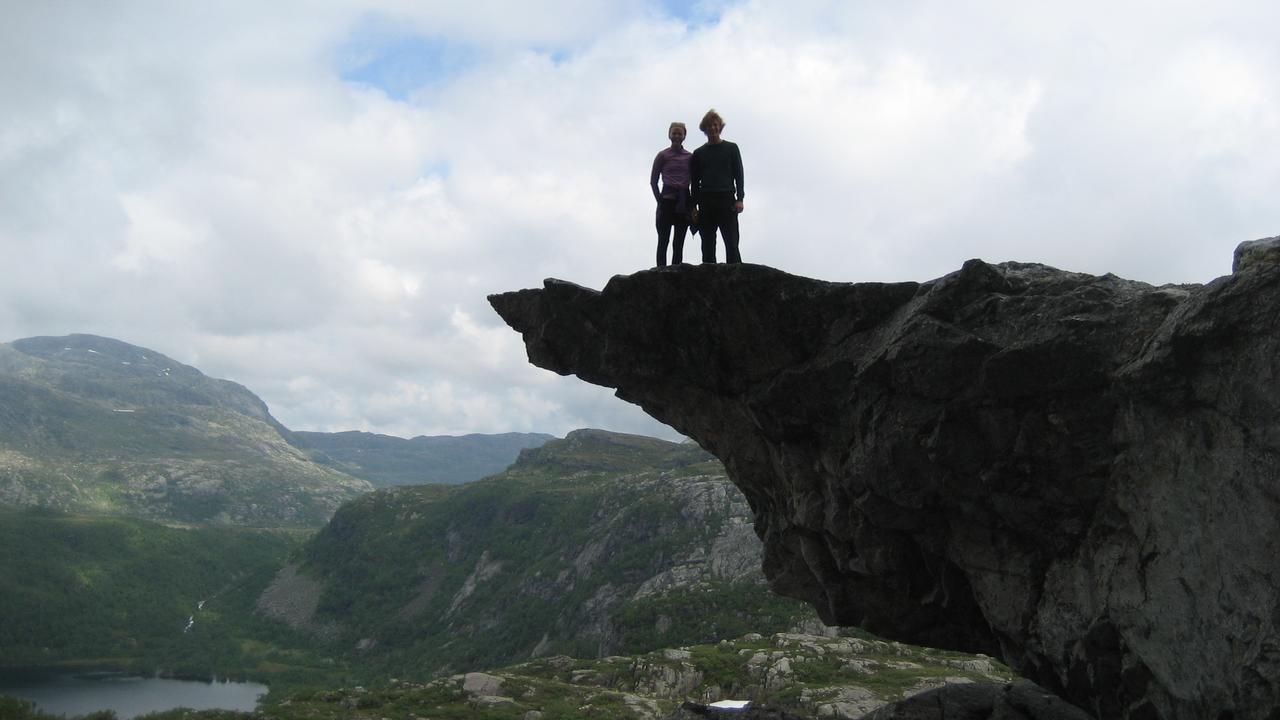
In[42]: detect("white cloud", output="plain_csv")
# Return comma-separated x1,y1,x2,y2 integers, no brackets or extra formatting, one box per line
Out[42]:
3,1,1279,441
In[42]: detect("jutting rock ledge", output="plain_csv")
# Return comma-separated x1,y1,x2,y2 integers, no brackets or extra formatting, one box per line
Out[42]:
489,237,1280,720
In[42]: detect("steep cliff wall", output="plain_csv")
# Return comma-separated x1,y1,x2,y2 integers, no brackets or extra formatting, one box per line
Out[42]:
489,238,1280,720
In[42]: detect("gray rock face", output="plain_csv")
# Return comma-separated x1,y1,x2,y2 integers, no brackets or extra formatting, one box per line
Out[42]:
255,562,342,641
1232,235,1280,273
489,237,1280,720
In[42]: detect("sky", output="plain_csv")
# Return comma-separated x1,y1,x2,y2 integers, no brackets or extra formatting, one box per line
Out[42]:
3,1,1279,442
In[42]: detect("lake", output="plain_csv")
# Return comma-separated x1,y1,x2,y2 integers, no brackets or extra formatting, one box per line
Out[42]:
0,672,267,719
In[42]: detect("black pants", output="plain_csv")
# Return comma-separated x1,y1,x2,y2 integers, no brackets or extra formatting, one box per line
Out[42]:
697,193,741,264
656,198,689,266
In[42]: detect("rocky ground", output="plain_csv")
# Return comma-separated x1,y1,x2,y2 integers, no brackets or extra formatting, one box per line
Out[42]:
142,631,1017,719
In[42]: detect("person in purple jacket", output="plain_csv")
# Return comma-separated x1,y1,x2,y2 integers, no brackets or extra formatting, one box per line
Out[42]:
650,122,693,267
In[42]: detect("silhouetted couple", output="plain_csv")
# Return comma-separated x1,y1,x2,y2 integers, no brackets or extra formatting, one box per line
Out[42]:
649,109,745,267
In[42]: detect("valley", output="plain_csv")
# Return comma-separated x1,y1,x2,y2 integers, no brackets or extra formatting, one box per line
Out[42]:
0,334,1022,720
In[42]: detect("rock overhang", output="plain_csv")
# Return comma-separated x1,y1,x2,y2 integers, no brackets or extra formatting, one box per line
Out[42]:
489,236,1280,720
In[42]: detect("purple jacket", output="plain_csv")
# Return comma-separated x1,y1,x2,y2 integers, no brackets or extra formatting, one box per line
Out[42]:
651,147,692,202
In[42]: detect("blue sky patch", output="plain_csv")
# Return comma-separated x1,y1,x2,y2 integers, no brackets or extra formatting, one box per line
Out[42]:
338,23,475,101
421,160,451,180
658,0,734,28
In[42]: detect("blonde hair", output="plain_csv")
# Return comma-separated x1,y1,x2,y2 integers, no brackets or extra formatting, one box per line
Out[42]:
699,108,724,133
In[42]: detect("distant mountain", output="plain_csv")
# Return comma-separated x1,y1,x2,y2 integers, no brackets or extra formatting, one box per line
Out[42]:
0,334,372,525
292,430,554,486
511,427,709,472
0,334,558,525
256,429,814,678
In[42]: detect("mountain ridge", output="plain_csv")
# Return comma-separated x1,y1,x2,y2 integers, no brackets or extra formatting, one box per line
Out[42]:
256,428,812,679
292,428,554,486
0,333,553,525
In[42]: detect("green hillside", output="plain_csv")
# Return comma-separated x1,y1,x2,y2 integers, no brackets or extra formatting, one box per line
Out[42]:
0,507,324,681
259,429,813,681
0,335,372,526
292,430,554,486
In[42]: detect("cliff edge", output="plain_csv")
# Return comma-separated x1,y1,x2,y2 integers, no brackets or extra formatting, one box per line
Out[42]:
489,237,1280,720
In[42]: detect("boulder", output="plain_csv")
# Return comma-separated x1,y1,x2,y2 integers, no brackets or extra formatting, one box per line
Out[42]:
462,671,505,697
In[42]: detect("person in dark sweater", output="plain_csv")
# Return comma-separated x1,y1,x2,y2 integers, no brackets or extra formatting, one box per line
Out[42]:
690,108,744,264
650,121,692,266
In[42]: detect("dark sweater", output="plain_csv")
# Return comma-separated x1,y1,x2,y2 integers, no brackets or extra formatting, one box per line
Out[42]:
690,140,744,203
